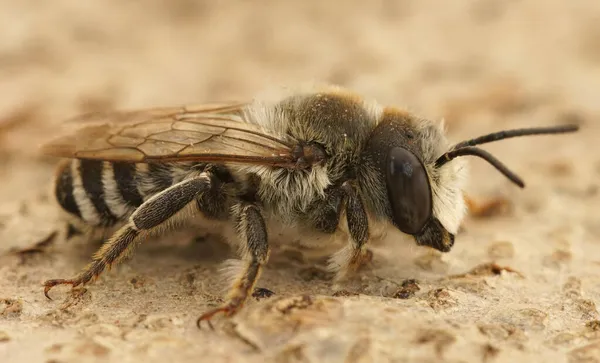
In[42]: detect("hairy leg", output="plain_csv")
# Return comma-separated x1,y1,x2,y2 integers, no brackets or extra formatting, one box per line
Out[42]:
305,183,371,280
328,181,370,281
43,173,213,298
197,202,269,328
306,186,345,234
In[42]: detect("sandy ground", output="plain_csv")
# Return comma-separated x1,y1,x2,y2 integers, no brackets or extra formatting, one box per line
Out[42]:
0,1,599,362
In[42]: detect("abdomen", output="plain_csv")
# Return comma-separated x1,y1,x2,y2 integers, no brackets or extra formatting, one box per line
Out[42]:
54,159,182,227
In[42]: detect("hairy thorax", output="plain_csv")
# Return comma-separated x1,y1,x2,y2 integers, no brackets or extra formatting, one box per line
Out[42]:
233,163,332,224
235,88,381,225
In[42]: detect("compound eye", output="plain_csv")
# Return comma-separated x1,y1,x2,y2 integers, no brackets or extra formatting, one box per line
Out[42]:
386,147,432,235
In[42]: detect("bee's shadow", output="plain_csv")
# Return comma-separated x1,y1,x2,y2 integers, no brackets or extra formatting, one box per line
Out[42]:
59,224,233,270
54,223,452,300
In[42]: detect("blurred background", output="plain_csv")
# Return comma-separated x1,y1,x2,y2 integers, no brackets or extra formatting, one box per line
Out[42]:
0,1,598,362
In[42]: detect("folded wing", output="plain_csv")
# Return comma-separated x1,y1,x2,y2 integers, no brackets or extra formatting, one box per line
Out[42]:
41,103,297,167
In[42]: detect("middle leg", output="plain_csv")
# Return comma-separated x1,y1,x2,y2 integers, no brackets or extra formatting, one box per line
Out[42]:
197,202,269,327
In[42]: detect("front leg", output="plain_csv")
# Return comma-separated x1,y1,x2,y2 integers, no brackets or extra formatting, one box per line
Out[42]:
307,182,370,281
328,181,370,281
197,202,269,328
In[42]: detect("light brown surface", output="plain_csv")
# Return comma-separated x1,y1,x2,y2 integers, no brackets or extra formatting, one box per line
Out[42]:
0,1,599,362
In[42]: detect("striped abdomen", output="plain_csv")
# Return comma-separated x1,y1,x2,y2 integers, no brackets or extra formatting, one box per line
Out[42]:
54,159,189,227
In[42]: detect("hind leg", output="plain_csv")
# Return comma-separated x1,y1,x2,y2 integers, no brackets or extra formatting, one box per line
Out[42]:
43,173,214,297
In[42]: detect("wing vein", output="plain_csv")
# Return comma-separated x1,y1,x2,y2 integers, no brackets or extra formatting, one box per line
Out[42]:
178,115,294,148
42,102,298,167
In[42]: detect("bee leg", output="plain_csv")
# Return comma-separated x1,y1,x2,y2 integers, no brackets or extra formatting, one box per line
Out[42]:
43,173,213,299
197,202,269,329
328,182,370,281
308,186,344,234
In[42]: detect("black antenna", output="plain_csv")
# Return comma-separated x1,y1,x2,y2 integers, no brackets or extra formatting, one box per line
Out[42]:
452,124,579,150
436,147,525,187
435,124,579,187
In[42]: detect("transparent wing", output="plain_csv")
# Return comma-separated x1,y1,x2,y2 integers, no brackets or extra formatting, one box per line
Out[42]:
41,103,298,166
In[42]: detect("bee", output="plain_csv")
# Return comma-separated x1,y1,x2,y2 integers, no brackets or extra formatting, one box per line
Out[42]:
41,84,578,327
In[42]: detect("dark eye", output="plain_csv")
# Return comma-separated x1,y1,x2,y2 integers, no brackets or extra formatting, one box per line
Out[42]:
386,147,432,235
